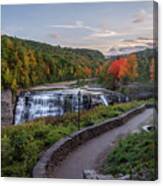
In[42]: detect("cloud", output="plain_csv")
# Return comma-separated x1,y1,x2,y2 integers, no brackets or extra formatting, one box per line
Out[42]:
49,21,98,32
48,19,153,55
88,30,118,38
133,9,146,23
49,20,120,40
121,37,154,47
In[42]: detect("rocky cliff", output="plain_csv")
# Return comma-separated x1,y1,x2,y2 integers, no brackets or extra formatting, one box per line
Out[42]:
1,89,14,125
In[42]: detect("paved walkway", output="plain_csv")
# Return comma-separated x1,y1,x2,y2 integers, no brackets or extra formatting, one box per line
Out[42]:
50,108,154,179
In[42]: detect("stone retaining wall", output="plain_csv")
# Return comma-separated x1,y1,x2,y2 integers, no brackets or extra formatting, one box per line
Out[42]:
33,104,148,178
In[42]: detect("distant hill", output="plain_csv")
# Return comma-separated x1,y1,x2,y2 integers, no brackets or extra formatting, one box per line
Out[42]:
107,48,155,59
1,35,105,92
107,46,147,57
106,37,154,57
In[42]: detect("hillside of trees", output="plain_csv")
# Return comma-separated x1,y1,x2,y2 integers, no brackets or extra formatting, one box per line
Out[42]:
1,35,105,92
97,48,156,89
1,35,156,93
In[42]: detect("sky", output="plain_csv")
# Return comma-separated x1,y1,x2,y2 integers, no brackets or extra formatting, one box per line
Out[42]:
1,1,154,55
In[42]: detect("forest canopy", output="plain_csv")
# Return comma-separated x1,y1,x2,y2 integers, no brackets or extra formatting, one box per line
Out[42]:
1,35,105,92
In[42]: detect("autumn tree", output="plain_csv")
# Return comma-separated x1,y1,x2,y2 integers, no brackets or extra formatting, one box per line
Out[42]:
127,54,138,80
106,58,127,89
108,57,128,80
83,66,92,77
106,55,139,89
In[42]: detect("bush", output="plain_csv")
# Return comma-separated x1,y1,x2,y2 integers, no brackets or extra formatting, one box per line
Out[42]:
102,131,157,180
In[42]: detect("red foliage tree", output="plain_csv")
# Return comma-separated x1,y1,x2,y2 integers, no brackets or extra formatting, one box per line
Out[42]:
108,57,128,80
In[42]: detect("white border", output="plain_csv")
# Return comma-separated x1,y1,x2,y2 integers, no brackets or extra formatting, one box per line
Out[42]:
0,0,155,5
0,0,162,186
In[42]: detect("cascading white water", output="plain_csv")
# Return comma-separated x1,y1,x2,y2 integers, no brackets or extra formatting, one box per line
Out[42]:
14,96,26,125
100,95,109,106
14,89,109,125
15,91,68,125
27,93,64,120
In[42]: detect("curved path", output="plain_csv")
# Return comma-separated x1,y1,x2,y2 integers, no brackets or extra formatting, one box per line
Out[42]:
49,108,154,179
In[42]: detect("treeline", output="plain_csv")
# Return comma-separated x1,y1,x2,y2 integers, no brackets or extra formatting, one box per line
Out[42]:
1,35,105,92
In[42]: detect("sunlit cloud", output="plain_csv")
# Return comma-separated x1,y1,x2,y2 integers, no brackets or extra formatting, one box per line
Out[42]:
122,37,154,46
88,30,118,38
49,21,98,32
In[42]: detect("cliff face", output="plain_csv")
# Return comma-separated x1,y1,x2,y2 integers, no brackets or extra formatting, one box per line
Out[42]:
1,89,13,125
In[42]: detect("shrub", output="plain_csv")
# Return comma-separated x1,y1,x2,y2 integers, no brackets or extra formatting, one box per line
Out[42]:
102,131,157,180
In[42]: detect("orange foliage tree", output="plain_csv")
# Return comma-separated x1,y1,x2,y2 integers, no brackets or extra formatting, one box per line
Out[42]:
127,54,138,80
108,57,129,80
83,66,92,77
106,55,138,89
106,57,129,89
108,54,138,81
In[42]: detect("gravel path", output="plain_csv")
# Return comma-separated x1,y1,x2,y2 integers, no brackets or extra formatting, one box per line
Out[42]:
50,108,154,179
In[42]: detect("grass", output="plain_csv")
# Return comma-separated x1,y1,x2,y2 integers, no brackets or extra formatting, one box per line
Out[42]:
102,131,157,180
1,99,154,177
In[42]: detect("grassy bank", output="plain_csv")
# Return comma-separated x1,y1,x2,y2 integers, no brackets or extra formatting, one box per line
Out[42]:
1,99,153,177
102,131,157,180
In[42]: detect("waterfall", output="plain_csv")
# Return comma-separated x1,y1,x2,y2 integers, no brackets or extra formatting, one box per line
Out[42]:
100,95,109,106
14,89,109,125
14,95,27,125
15,91,65,125
27,93,64,120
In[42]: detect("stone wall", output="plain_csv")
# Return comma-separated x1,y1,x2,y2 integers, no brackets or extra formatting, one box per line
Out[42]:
1,89,13,126
33,104,147,178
